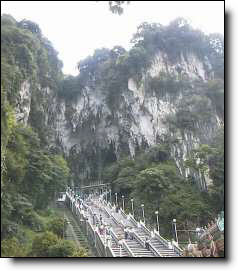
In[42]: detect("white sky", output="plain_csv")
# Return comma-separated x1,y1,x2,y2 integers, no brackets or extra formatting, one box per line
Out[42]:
2,1,224,75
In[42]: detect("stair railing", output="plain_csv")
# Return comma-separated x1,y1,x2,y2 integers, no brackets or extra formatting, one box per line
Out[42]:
154,231,169,247
110,228,120,245
171,240,183,255
133,231,163,257
129,213,139,227
120,208,128,219
140,221,151,235
123,240,135,257
154,230,182,255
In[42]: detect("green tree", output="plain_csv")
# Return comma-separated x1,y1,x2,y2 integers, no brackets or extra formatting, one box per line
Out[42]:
47,217,65,238
71,247,88,257
205,79,224,119
133,163,180,206
1,237,27,257
31,231,59,257
108,1,130,15
47,240,75,257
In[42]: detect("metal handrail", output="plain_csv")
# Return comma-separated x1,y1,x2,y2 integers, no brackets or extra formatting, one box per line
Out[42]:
129,214,139,227
133,231,145,247
140,222,152,235
106,245,116,257
110,212,123,227
154,231,169,247
133,231,163,257
123,240,135,257
172,242,183,255
65,190,184,257
149,242,163,257
110,228,119,245
110,228,132,257
120,208,128,219
95,230,106,257
102,205,111,219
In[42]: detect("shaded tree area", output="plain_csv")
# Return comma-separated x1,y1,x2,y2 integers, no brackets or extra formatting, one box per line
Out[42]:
95,1,130,15
108,1,130,15
131,17,224,75
1,12,223,255
1,119,71,252
58,17,223,111
185,126,224,213
1,14,82,257
1,14,63,102
102,130,224,238
29,229,87,257
1,217,87,257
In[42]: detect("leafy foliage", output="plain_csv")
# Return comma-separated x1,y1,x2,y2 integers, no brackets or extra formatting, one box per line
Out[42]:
1,13,224,253
47,217,65,238
31,231,59,257
47,240,76,257
103,136,223,238
58,75,84,100
1,16,70,250
1,237,27,257
30,231,87,257
204,79,224,119
147,72,190,98
184,126,224,212
131,18,223,69
107,1,130,15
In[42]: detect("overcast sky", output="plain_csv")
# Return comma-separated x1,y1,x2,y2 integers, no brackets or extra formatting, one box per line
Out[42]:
2,1,224,75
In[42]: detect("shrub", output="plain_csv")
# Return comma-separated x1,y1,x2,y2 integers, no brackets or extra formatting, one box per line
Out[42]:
1,237,27,257
47,217,65,238
31,231,59,257
47,240,75,257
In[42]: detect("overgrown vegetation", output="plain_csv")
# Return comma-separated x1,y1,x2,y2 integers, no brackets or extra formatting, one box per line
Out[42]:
66,18,224,237
102,128,224,238
1,12,223,254
1,15,63,103
1,14,80,257
147,72,191,99
58,17,224,113
1,209,87,257
131,18,224,72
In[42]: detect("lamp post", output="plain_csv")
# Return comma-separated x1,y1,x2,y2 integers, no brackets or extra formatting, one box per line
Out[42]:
63,214,70,240
109,189,112,204
131,198,134,217
63,213,65,239
141,204,145,224
71,195,74,212
155,211,159,233
172,218,178,244
86,217,89,236
122,195,125,211
105,189,108,202
195,227,201,241
115,193,118,206
118,240,123,257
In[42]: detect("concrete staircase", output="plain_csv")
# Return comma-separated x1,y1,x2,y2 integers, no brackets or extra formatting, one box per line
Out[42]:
65,217,92,256
66,191,183,257
110,239,129,257
134,227,180,257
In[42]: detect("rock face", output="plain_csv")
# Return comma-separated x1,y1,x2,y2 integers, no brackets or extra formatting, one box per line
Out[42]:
16,50,223,189
148,51,213,81
15,80,31,124
52,51,222,188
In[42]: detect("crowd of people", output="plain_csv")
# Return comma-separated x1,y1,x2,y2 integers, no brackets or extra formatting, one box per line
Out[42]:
66,187,152,251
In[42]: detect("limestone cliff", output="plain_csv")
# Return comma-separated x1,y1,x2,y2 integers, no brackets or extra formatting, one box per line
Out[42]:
49,51,223,189
2,15,223,190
